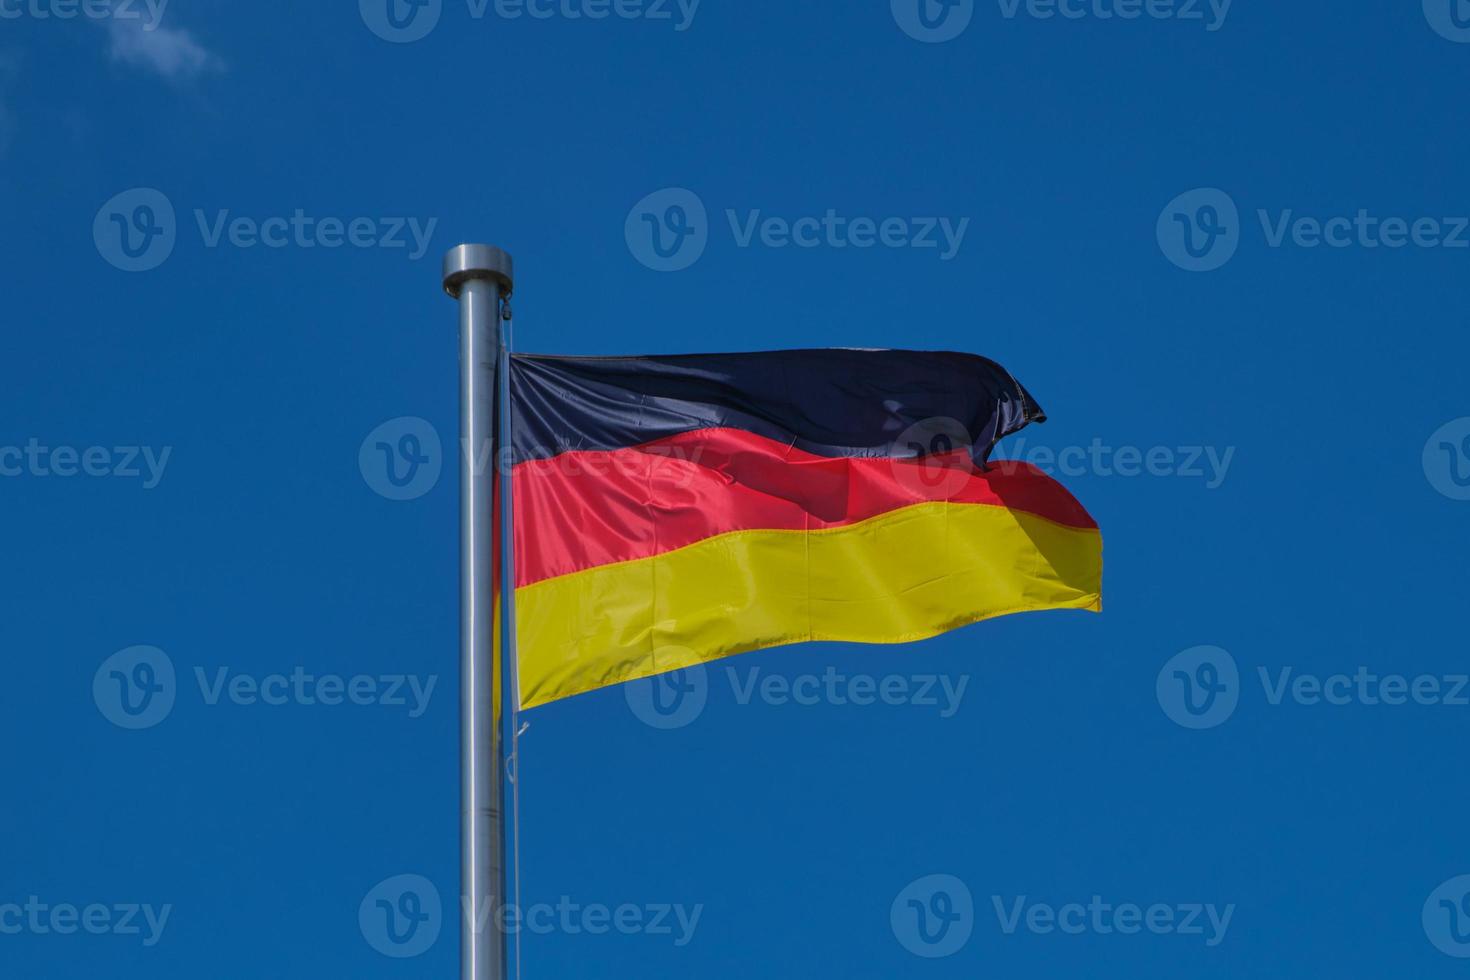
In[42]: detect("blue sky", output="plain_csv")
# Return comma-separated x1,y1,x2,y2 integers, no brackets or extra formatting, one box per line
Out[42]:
4,0,1470,976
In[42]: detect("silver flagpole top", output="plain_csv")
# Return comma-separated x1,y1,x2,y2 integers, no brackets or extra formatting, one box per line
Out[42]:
443,243,514,299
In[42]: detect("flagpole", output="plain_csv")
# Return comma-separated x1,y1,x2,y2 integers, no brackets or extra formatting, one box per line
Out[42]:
443,244,514,980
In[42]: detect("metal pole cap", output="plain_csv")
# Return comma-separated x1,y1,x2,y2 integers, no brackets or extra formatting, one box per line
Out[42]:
442,244,514,299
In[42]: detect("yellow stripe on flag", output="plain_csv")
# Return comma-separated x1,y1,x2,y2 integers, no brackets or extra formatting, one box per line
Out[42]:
515,500,1102,709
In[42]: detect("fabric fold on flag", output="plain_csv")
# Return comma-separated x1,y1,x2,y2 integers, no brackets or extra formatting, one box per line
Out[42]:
505,349,1101,710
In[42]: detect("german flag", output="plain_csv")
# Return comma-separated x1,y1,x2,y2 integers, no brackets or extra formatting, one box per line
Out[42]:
506,349,1101,710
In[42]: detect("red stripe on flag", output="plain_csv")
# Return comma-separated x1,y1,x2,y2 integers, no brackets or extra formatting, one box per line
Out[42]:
511,427,1095,587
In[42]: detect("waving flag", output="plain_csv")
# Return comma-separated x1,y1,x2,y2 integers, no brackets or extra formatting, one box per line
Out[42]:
505,348,1101,709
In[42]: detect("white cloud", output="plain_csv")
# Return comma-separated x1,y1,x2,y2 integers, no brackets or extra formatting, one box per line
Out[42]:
104,8,223,80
